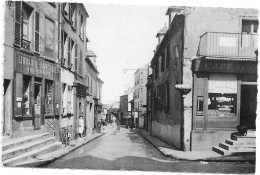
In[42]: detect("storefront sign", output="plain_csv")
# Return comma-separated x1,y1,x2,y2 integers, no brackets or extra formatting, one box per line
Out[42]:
15,50,60,80
193,59,257,74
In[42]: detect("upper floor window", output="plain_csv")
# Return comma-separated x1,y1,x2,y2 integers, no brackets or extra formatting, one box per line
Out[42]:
161,51,165,72
62,3,70,20
14,2,39,52
79,13,84,40
71,3,77,30
61,31,69,67
242,20,258,34
166,45,170,69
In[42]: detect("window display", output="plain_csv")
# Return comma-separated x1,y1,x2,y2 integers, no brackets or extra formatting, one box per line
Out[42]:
45,80,54,115
208,74,237,118
22,76,31,115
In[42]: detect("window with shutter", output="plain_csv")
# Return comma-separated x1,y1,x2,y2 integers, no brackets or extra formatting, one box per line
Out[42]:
35,11,40,53
14,1,22,46
166,45,170,69
75,44,78,70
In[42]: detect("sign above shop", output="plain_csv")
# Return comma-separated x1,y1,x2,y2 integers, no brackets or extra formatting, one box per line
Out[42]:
15,50,60,80
192,59,257,74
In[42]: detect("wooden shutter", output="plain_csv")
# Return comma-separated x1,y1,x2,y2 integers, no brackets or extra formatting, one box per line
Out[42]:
74,7,77,30
68,37,71,67
75,44,77,70
14,1,22,46
35,11,40,53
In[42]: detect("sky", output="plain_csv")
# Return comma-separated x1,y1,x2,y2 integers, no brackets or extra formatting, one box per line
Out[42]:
84,4,168,104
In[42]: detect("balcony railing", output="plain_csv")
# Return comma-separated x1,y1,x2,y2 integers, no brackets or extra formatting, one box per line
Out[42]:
22,39,31,50
197,32,258,58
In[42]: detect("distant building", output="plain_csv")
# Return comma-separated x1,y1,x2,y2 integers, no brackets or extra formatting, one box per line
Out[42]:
133,64,149,128
149,6,258,151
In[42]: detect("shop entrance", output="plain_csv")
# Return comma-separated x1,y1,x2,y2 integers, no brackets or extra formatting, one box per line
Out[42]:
240,85,257,129
34,82,42,130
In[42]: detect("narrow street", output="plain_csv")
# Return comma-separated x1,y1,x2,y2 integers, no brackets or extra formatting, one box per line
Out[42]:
44,126,255,173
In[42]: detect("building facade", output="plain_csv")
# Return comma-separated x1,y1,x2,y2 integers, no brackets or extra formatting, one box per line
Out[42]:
150,6,258,151
133,64,149,128
59,3,89,140
3,1,61,137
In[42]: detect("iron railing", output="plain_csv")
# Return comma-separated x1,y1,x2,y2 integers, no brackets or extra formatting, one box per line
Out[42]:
197,32,258,58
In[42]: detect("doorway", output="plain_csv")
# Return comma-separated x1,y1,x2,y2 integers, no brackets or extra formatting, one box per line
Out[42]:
240,85,257,129
34,82,41,130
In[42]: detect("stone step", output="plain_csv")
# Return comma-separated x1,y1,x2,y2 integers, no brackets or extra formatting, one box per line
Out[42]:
2,132,50,151
2,137,56,161
231,135,256,141
212,146,256,156
219,143,256,151
3,141,62,167
225,139,255,146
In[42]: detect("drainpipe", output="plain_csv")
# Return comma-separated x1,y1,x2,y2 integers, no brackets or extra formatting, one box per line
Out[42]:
57,2,61,141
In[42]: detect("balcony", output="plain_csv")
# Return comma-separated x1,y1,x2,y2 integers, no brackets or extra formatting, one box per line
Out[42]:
197,32,258,59
22,39,31,50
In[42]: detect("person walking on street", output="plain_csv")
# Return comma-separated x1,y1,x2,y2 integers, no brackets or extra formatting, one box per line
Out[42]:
112,117,117,134
117,120,120,132
78,116,84,138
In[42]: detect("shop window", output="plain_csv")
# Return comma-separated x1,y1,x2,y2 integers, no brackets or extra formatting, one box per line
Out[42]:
45,80,54,115
34,81,42,115
208,75,237,118
196,96,203,116
62,83,67,115
22,76,31,115
67,86,72,115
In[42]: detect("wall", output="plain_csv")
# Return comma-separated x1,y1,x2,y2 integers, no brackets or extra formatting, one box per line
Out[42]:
151,15,184,149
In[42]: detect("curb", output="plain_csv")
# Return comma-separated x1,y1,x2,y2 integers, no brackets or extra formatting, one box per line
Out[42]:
15,132,107,167
135,129,255,163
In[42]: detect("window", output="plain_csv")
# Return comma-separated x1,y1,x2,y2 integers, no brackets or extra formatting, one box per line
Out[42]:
62,3,70,21
154,61,159,79
208,74,237,118
79,13,84,40
161,51,165,72
61,31,70,67
166,45,170,69
71,3,77,30
90,79,92,95
164,81,169,113
78,50,83,75
45,17,55,58
67,85,72,114
69,39,75,69
74,44,78,70
196,96,203,116
45,80,54,115
242,20,259,34
22,76,31,115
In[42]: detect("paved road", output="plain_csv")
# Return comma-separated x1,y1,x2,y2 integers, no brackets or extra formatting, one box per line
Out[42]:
44,126,255,173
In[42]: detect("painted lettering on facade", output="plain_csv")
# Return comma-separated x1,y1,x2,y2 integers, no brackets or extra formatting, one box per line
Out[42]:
16,50,60,80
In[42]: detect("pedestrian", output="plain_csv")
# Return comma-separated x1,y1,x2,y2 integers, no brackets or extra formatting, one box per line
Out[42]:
78,116,84,138
112,117,117,134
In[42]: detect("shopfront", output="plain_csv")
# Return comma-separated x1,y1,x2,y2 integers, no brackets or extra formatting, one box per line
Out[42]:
13,49,60,135
73,82,87,138
191,58,257,150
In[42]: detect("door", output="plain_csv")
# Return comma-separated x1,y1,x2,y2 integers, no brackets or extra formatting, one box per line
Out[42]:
240,85,257,129
34,83,41,130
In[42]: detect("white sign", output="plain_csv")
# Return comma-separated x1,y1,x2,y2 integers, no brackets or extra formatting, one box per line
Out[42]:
219,37,237,47
208,74,237,94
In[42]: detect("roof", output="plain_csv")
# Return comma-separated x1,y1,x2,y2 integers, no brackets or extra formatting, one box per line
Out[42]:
151,14,185,65
156,25,168,37
86,50,97,57
85,57,99,74
166,6,187,15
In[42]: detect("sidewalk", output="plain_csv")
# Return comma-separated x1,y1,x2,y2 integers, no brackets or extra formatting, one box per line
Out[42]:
136,129,256,162
15,125,113,167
